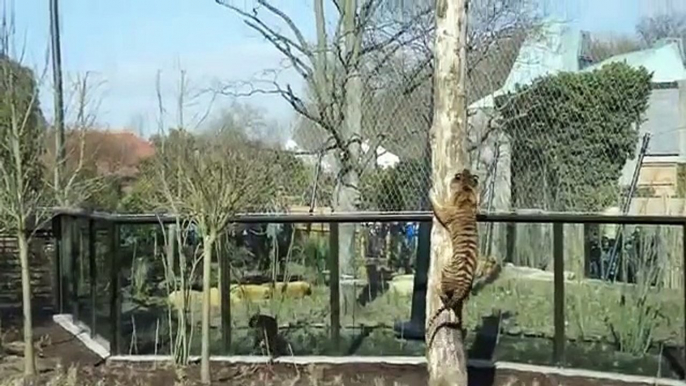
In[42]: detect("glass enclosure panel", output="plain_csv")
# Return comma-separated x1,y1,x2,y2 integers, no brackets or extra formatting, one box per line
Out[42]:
118,222,169,355
93,221,112,343
57,214,685,381
563,223,684,380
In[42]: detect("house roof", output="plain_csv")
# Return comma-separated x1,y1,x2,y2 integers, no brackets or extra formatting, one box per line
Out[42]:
470,19,585,110
470,23,686,111
85,130,155,177
581,39,686,82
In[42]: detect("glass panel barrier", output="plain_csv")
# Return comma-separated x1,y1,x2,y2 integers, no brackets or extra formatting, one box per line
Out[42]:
55,212,685,381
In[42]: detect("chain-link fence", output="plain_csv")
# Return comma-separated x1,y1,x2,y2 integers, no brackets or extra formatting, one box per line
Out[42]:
109,0,686,280
133,1,679,220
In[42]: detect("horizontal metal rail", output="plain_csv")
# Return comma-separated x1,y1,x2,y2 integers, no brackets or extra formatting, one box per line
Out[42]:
50,205,686,375
52,207,686,225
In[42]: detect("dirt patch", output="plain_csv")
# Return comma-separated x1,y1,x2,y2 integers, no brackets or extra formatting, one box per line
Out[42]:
71,361,670,386
2,316,103,368
0,319,676,385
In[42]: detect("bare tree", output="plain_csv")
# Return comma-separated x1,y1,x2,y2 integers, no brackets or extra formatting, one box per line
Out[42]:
207,101,287,148
425,0,469,384
182,128,277,384
0,9,49,376
150,69,277,383
588,33,644,62
636,13,686,49
290,0,536,216
213,0,423,275
376,0,535,148
43,72,108,207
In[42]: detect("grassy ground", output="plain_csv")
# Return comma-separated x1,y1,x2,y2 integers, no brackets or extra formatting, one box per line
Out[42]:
153,269,684,346
127,269,684,343
112,265,685,378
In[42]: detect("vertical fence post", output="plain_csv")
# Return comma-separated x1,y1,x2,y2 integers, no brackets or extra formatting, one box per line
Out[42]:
67,217,79,320
553,222,565,365
219,231,232,354
412,221,431,330
328,222,341,352
88,218,96,338
583,224,592,278
392,221,431,340
682,222,686,362
51,214,62,313
109,221,121,355
392,221,430,340
505,222,516,264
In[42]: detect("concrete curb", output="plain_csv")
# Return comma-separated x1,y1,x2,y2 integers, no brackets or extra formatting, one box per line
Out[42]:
53,314,682,386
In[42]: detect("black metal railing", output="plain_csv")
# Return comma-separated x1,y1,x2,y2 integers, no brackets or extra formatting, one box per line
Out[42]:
50,208,686,375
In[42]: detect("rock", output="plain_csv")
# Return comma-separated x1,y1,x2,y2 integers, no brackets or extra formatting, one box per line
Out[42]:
0,357,22,377
0,355,59,375
36,357,59,373
4,341,24,357
2,336,49,359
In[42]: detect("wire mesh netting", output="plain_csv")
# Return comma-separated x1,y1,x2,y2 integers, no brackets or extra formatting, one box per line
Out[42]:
101,2,686,359
105,1,682,298
110,1,683,220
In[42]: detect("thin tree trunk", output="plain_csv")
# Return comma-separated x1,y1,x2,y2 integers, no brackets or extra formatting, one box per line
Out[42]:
200,231,216,384
18,229,36,376
335,0,363,277
334,183,360,276
179,237,191,363
313,0,329,105
425,0,469,384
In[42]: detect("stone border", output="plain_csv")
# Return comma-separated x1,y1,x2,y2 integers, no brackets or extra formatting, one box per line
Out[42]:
52,314,110,359
53,314,682,386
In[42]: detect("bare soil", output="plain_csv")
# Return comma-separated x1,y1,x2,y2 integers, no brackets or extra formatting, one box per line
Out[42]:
0,313,675,385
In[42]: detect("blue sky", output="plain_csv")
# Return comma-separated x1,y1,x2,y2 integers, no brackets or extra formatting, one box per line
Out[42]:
12,0,685,139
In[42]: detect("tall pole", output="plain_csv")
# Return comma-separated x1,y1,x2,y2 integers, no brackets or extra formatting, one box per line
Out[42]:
49,0,66,206
425,0,470,384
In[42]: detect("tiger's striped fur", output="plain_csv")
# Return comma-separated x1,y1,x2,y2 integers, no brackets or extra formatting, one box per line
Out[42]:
426,169,480,347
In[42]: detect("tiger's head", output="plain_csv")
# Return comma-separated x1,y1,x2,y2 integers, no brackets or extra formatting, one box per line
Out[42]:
450,168,479,207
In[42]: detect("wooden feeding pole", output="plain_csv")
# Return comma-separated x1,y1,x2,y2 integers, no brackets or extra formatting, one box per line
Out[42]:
425,0,470,385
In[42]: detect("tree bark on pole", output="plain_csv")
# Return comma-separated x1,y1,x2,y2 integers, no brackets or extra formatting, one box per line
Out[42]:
336,0,363,278
426,0,469,385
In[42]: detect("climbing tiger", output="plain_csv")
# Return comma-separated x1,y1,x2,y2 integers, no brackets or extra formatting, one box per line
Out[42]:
426,169,482,347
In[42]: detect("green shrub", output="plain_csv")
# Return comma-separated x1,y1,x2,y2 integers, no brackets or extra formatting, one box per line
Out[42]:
498,62,653,212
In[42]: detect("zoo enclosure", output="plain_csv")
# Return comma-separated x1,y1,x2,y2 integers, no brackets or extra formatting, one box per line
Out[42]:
50,209,686,368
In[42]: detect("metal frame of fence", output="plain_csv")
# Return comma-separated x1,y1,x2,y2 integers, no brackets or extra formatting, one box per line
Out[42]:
50,208,686,371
